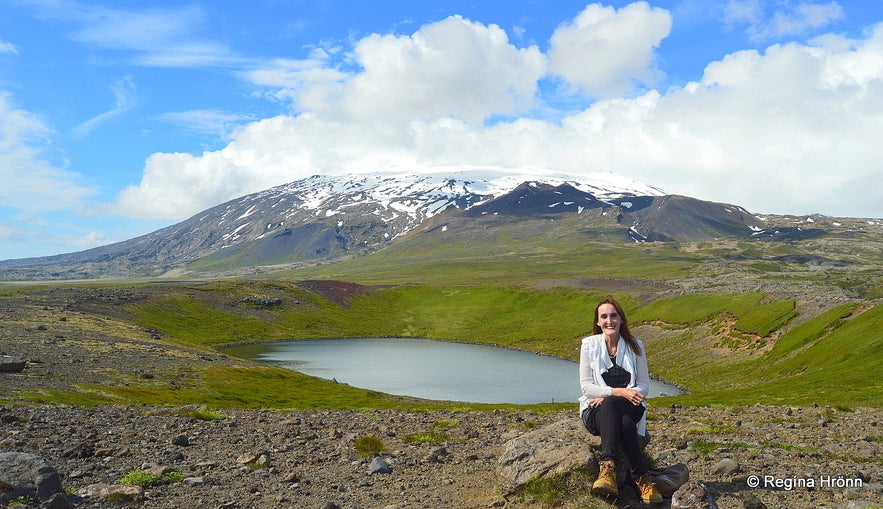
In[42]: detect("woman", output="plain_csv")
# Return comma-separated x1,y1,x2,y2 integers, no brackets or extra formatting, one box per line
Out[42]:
579,297,662,504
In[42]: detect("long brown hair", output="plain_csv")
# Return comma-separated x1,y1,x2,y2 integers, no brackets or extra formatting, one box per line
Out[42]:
592,296,642,356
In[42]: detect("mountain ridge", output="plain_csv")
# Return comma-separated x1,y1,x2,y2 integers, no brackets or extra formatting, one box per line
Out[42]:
0,169,874,280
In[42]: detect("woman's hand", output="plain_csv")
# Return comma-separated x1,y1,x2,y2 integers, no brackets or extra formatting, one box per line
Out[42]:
588,397,605,408
613,388,646,405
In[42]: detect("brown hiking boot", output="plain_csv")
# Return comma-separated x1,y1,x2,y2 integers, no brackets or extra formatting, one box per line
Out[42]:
636,473,663,504
592,460,618,496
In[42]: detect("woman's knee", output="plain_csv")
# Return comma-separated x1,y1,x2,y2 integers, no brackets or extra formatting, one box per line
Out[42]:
599,395,630,411
620,414,637,433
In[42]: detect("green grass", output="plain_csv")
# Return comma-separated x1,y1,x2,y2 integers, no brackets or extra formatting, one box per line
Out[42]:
659,302,883,407
294,235,702,285
516,465,601,507
353,435,386,457
734,299,797,336
177,408,228,421
121,469,159,487
403,431,451,444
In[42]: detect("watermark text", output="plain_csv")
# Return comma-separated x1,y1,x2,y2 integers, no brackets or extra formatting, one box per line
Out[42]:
746,474,864,491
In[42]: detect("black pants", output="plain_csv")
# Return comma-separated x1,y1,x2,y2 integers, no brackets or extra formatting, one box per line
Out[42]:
582,396,648,476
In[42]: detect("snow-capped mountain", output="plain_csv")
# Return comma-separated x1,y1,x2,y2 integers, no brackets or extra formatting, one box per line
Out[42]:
203,169,666,248
0,168,768,280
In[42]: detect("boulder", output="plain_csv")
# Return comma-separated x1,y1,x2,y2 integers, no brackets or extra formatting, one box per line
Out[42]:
0,452,66,505
369,456,392,474
497,418,600,494
0,355,26,373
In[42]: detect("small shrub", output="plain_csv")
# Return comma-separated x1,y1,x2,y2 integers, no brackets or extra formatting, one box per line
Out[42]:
433,419,459,430
691,440,718,455
353,435,385,457
686,424,736,435
403,431,450,444
163,471,185,483
178,408,227,421
8,496,36,507
121,468,159,487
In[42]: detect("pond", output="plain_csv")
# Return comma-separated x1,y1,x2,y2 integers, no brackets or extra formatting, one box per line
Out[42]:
224,337,682,404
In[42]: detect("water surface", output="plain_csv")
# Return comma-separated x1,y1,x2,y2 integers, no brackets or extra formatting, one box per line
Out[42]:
226,337,681,404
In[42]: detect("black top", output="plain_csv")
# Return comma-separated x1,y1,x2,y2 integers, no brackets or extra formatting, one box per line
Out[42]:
601,354,631,388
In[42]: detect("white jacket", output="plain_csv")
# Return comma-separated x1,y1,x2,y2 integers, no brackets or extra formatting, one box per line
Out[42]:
578,334,649,436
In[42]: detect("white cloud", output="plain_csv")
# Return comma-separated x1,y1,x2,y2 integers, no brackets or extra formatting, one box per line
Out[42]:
158,109,255,138
25,1,239,68
547,2,672,97
113,6,883,221
0,40,18,54
72,76,138,137
0,92,96,214
70,4,203,51
302,15,546,124
725,0,844,42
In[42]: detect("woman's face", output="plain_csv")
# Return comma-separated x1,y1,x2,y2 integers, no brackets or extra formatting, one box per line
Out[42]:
596,302,621,339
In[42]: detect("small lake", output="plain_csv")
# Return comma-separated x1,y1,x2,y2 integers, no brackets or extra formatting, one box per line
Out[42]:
225,337,682,404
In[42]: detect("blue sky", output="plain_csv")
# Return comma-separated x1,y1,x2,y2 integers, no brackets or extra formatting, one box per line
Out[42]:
2,0,882,260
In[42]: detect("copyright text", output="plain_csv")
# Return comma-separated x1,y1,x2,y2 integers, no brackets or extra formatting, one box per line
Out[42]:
746,474,864,491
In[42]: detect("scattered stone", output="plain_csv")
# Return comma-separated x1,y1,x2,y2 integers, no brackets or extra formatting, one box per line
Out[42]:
77,483,143,503
61,442,94,459
0,355,26,373
237,452,260,464
171,433,190,446
0,452,66,505
369,456,392,474
671,480,719,509
42,492,74,509
740,491,768,509
427,446,450,463
241,295,283,307
711,458,740,475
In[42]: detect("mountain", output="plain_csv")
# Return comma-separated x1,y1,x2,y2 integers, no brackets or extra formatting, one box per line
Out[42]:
0,169,839,280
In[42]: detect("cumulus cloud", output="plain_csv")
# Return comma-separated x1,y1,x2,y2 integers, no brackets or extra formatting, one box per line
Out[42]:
113,4,883,221
547,2,671,97
299,15,546,124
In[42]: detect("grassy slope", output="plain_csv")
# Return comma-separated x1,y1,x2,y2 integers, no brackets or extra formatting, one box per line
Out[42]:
116,279,883,409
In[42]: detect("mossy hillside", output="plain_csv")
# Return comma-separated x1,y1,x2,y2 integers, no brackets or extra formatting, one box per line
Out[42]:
120,280,883,408
653,301,883,407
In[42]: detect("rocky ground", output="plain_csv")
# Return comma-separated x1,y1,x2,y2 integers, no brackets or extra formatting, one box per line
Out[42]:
1,403,881,509
0,287,881,509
